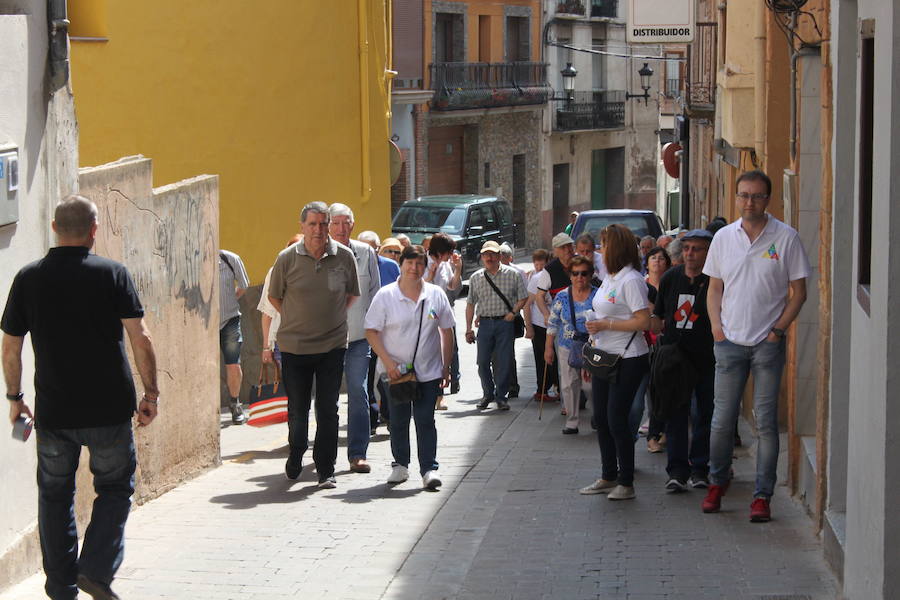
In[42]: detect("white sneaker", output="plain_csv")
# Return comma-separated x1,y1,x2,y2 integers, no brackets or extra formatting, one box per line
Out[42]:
607,485,636,500
423,470,442,490
579,479,617,495
387,465,409,484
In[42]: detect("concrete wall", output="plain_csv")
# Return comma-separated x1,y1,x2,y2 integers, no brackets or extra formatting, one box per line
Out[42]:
79,156,222,506
839,1,900,597
0,2,80,590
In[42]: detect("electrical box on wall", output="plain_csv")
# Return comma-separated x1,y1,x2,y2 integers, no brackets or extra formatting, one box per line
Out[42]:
0,143,20,226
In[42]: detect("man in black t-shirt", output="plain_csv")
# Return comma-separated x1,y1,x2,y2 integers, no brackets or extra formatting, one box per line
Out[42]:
2,195,159,600
651,229,715,492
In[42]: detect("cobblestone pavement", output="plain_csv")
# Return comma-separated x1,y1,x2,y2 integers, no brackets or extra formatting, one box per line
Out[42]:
2,296,839,600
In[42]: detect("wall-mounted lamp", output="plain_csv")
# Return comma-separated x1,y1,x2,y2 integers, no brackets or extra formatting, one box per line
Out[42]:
626,62,654,105
551,62,579,102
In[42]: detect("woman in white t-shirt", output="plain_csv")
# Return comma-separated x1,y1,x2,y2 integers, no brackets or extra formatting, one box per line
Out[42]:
580,224,651,501
365,245,456,490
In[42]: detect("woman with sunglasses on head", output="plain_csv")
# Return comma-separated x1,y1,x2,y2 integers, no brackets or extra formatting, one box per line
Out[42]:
544,255,598,435
580,224,651,501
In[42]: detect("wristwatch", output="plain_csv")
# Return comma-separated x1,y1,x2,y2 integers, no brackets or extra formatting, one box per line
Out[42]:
6,392,24,401
771,327,785,338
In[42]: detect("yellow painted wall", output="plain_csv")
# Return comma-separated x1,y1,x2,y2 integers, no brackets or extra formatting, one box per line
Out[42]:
69,1,393,283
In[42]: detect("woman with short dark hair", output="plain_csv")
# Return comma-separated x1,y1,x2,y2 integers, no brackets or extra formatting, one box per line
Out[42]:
365,246,456,489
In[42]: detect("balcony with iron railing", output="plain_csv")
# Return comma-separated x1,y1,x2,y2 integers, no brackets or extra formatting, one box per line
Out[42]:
556,0,585,16
429,62,551,111
590,0,618,18
554,90,625,131
687,22,717,110
664,77,682,99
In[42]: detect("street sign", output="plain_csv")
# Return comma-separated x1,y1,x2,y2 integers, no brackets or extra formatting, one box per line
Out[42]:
627,0,694,44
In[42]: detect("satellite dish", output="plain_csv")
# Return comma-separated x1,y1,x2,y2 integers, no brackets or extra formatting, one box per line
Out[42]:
389,140,403,186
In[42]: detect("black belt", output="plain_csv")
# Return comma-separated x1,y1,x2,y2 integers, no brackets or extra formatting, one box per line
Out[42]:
480,315,508,320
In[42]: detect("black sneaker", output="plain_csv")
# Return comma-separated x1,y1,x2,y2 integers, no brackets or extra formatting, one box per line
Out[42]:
562,427,579,435
508,386,520,398
496,399,510,411
317,476,337,489
77,575,121,600
230,402,247,425
285,454,302,480
665,478,688,493
476,398,492,410
690,474,710,489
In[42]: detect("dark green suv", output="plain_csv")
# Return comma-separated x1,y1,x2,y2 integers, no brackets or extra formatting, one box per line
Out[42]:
391,195,516,277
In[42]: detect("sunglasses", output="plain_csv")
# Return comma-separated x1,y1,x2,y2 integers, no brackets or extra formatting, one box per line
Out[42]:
384,249,401,255
571,271,591,277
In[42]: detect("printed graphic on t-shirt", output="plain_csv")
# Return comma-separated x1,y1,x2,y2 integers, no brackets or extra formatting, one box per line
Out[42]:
428,307,438,320
762,243,780,261
606,289,617,303
675,294,699,329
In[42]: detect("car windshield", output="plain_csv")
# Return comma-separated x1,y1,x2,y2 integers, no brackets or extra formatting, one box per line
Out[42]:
580,215,655,240
392,206,467,234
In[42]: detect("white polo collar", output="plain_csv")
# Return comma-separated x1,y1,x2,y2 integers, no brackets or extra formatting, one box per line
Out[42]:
611,265,636,281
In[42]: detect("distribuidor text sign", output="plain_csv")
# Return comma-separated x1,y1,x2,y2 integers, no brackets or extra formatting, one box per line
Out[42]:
627,0,694,43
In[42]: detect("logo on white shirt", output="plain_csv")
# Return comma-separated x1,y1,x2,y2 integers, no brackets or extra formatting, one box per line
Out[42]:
761,243,780,261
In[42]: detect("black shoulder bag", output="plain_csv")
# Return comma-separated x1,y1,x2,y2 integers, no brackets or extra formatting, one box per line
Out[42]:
483,271,525,338
388,301,425,404
566,287,591,369
581,329,638,384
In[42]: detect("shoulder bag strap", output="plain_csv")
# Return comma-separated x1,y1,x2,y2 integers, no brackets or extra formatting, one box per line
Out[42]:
483,270,514,312
411,299,425,367
220,251,236,277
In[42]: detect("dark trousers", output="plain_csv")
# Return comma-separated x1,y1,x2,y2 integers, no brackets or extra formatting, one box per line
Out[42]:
37,422,136,600
282,348,345,479
592,355,649,487
665,368,716,480
530,325,558,394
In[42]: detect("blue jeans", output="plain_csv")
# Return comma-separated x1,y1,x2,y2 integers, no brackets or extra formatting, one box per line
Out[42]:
36,422,136,600
282,347,345,479
388,379,440,475
476,318,514,400
345,338,371,460
709,338,785,498
665,368,715,480
592,355,649,487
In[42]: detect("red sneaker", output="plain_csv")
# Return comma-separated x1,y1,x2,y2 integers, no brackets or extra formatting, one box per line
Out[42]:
750,498,771,522
702,484,727,513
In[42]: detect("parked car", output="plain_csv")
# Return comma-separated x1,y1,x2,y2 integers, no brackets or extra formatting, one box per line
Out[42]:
391,195,516,277
571,209,665,244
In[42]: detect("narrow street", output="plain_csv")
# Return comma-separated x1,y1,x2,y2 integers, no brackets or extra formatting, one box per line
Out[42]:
1,299,838,600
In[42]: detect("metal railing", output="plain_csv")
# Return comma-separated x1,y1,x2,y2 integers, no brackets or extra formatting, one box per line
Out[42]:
590,0,618,18
687,22,717,108
556,0,586,15
429,62,551,111
554,90,625,131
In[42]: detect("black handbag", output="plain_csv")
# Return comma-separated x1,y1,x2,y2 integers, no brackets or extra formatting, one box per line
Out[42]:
388,302,424,404
581,330,638,383
483,270,525,338
565,286,590,369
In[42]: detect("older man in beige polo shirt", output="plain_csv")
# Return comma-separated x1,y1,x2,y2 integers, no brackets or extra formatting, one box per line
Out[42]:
268,201,360,488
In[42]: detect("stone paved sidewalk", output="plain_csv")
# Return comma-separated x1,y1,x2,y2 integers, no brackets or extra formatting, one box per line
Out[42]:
1,298,839,600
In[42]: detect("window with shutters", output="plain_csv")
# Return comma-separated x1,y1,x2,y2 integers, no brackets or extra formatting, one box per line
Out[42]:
505,16,530,62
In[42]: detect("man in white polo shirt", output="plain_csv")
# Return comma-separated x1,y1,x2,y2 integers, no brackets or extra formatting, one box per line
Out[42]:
700,170,810,522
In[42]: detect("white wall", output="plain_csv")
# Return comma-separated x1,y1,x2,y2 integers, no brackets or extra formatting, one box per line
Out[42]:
0,2,79,588
841,1,900,597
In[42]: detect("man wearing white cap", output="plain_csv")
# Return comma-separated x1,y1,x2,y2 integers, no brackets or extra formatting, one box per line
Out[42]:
465,241,528,410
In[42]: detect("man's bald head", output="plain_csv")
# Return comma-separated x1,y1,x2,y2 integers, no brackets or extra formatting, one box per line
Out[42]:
53,195,98,242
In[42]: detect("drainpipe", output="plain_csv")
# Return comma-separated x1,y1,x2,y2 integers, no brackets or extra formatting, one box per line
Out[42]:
788,11,799,167
358,0,372,205
753,0,765,163
48,0,70,90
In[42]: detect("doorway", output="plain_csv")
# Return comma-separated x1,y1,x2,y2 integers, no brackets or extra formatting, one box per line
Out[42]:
427,126,464,194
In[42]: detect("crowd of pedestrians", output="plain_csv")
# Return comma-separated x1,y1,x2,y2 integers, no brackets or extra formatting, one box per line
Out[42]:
0,169,810,598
